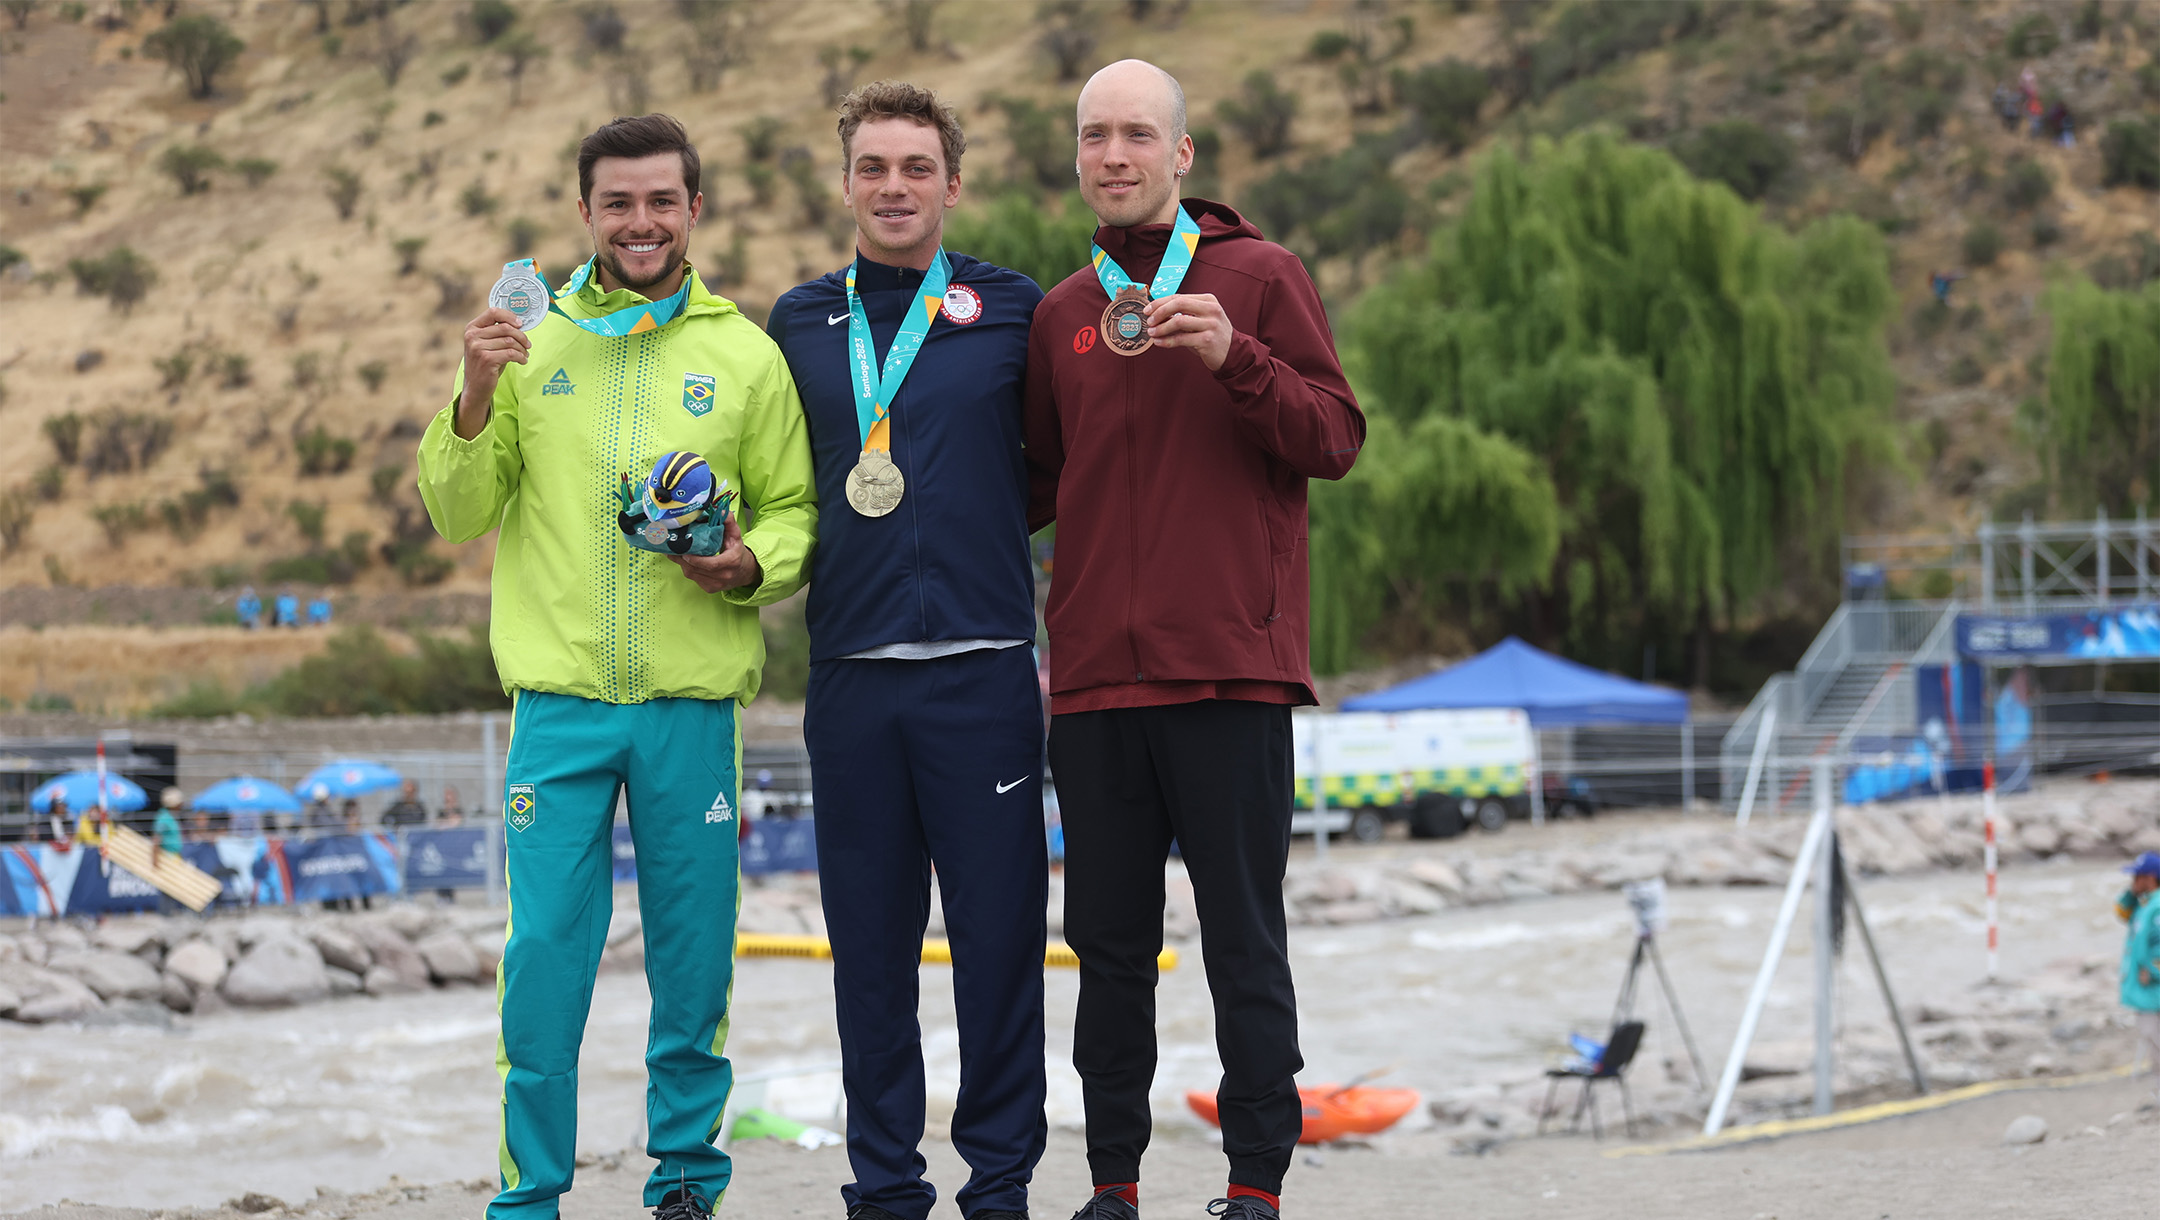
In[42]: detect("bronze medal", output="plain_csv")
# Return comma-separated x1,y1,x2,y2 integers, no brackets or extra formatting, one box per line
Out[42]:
1101,286,1153,357
846,449,906,517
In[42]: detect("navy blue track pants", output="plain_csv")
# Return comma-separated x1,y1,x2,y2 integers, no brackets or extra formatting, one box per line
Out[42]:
806,646,1049,1220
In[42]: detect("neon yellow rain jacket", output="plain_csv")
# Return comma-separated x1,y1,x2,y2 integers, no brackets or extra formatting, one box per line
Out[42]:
418,267,817,705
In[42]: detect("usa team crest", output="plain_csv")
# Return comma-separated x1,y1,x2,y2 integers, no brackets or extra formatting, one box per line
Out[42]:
682,372,716,417
507,783,537,832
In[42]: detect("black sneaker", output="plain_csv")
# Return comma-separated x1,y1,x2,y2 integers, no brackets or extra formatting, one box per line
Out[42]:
845,1207,907,1220
1069,1192,1138,1220
1205,1199,1278,1220
654,1187,712,1220
970,1212,1028,1220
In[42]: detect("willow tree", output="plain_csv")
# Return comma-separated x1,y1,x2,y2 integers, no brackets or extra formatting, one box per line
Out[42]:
2042,277,2160,513
1319,129,1897,677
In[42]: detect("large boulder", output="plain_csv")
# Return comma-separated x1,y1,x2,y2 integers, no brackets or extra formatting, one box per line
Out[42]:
221,938,330,1007
0,962,105,1023
159,972,195,1012
352,923,431,989
0,979,19,1017
164,939,229,993
363,964,423,997
326,966,365,996
308,925,373,976
40,923,90,953
47,948,165,1001
470,930,506,977
381,904,439,940
93,920,164,956
415,932,483,984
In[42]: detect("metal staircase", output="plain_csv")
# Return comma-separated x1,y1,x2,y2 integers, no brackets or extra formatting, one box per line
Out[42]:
1719,602,1960,812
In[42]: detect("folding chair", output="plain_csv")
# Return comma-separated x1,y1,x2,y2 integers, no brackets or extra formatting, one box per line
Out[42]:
1538,1019,1643,1140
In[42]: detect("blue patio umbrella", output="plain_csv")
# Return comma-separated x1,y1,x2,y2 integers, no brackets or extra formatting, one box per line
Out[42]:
297,760,404,798
31,771,147,813
191,776,302,814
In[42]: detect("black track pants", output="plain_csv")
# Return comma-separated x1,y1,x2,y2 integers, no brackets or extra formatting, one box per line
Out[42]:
1050,699,1303,1195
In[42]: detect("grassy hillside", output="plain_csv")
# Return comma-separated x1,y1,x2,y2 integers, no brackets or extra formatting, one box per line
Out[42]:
0,0,2154,618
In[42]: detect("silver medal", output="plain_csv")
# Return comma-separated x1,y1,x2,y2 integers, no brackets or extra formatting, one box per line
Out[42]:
490,270,550,332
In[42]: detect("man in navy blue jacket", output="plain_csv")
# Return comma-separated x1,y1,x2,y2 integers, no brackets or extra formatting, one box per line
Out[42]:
766,82,1047,1220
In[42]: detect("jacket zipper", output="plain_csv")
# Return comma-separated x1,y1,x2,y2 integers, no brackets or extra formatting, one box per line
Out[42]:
1122,327,1142,683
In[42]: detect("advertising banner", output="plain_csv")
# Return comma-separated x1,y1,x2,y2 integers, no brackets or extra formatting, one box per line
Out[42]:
1957,605,2160,660
402,828,496,890
743,817,818,876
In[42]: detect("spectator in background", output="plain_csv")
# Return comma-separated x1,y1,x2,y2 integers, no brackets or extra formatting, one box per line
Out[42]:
46,793,70,846
153,789,187,915
381,780,430,829
303,784,338,834
188,805,215,841
431,789,467,907
307,593,334,627
1929,269,1964,307
274,586,300,629
2020,66,2041,136
2118,852,2160,1101
236,586,263,630
2053,102,2076,148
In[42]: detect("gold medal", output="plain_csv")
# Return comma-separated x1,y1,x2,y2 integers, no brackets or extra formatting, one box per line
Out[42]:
846,449,905,517
1101,285,1153,357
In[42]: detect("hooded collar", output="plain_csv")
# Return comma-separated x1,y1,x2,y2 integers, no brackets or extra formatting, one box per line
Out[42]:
1089,197,1259,287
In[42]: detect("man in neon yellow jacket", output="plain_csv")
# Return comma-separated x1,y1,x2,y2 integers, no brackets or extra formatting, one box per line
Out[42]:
418,114,816,1220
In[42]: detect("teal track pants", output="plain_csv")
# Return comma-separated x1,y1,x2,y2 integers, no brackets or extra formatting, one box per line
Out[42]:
489,691,742,1219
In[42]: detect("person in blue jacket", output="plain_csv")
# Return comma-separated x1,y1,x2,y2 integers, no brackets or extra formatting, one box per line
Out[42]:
2119,851,2160,1098
766,81,1046,1220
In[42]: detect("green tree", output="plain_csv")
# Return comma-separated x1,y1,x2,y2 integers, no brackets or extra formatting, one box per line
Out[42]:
942,189,1095,296
142,14,245,99
1326,131,1899,677
2041,278,2160,512
1218,69,1298,158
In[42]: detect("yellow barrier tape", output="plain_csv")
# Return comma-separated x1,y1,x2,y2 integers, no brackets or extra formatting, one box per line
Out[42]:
1602,1063,2138,1158
734,933,1178,971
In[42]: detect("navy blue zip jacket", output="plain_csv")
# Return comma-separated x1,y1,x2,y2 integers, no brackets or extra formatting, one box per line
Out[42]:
768,252,1044,661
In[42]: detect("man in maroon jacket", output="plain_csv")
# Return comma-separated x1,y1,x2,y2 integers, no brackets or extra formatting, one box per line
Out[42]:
1023,59,1364,1220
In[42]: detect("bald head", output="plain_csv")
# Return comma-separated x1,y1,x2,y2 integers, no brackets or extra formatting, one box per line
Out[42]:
1079,59,1186,143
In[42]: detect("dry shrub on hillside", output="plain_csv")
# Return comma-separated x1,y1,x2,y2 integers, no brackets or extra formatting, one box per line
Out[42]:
41,413,84,465
66,247,157,312
1036,0,1097,83
434,272,475,318
370,26,419,85
82,409,174,477
1218,70,1299,159
142,14,245,99
324,165,363,220
392,235,428,275
0,490,31,554
497,30,548,104
816,44,872,107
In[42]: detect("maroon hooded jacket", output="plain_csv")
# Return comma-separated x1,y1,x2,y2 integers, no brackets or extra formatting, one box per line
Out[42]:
1024,199,1365,715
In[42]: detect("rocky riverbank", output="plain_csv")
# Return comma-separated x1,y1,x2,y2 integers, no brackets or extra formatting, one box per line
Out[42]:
5,779,2155,1027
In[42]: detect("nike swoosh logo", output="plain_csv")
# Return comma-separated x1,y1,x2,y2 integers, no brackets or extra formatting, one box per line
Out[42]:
995,777,1026,794
827,312,848,325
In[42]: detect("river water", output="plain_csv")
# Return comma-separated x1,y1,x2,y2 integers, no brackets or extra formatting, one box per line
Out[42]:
0,860,2132,1210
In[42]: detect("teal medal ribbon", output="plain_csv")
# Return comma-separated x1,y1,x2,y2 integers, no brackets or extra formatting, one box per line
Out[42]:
1090,205,1203,356
841,249,951,517
495,257,694,338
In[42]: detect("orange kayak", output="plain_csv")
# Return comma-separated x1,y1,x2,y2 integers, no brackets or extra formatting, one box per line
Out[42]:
1185,1086,1420,1144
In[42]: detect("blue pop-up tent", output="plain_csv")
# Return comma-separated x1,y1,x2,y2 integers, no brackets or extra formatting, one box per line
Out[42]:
1342,636,1688,727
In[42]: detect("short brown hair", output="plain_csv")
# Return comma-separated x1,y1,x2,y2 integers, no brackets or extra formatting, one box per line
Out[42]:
836,81,965,177
577,113,701,205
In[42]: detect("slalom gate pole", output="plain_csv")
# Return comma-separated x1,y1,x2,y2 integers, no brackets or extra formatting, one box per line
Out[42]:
1982,757,1998,982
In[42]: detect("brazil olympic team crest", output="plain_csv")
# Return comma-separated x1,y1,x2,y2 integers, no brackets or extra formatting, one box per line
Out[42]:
682,371,716,417
507,783,537,832
941,283,984,326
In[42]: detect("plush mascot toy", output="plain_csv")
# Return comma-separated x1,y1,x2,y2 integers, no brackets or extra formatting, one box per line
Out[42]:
617,451,735,556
